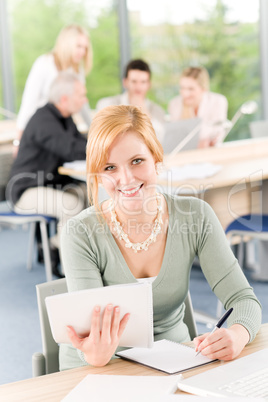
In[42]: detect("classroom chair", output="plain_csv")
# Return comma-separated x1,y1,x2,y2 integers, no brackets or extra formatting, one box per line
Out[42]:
216,213,268,317
0,211,57,282
32,278,198,376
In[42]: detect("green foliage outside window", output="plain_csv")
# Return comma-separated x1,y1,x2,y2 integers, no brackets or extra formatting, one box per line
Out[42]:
130,0,260,140
5,0,260,140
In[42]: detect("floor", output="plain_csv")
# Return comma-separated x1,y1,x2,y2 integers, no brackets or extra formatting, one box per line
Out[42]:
0,224,267,386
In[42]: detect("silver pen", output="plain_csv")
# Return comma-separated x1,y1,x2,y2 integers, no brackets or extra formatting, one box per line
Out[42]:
196,307,234,357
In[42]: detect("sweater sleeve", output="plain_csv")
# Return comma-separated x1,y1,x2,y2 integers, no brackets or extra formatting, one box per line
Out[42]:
60,213,105,368
61,215,104,292
195,199,262,342
17,55,57,131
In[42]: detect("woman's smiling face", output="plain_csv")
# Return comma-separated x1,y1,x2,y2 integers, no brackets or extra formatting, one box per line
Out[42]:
100,131,158,214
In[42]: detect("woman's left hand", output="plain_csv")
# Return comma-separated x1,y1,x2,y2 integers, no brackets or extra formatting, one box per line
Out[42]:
193,324,250,361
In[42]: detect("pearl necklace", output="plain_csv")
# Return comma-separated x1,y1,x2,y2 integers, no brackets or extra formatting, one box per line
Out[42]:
109,193,163,253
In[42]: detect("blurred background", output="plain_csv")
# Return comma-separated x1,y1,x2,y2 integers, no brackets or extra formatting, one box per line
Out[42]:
0,0,263,141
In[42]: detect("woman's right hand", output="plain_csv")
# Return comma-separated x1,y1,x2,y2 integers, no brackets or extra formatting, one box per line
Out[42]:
67,304,130,367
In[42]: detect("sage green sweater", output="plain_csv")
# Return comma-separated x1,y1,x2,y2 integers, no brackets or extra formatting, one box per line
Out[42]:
59,194,262,370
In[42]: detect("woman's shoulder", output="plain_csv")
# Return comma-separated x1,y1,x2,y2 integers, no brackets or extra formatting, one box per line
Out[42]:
62,205,104,235
68,205,102,224
206,91,228,105
32,53,55,67
163,193,212,217
168,95,182,107
28,53,57,76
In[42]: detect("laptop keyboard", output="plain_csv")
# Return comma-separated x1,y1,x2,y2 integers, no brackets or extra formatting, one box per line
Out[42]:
219,367,268,399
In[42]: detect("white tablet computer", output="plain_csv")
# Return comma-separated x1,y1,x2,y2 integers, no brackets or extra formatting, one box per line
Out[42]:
45,282,154,348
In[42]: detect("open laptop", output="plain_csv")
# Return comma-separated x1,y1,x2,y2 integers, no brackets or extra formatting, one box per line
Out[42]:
161,118,201,154
177,348,268,399
249,120,268,138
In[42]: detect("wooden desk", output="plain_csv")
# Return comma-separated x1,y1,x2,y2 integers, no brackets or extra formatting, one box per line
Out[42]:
0,119,16,144
1,323,267,402
59,137,268,229
161,137,268,229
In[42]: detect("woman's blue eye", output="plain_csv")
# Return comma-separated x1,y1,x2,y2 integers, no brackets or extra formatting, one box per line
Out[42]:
132,158,142,165
104,166,115,171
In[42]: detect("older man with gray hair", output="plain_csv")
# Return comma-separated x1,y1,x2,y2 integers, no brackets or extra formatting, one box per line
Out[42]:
8,72,88,277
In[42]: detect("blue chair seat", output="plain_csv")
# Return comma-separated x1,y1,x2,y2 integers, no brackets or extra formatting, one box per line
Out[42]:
226,214,268,235
0,211,56,222
217,214,268,318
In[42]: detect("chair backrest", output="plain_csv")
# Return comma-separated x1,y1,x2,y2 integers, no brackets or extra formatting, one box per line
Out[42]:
249,120,268,138
184,291,198,340
36,278,67,374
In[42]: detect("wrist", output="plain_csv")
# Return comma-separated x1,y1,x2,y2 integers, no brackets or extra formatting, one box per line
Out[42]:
229,323,250,345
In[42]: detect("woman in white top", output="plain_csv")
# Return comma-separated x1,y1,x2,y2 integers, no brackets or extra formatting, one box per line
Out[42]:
15,24,93,147
168,67,228,148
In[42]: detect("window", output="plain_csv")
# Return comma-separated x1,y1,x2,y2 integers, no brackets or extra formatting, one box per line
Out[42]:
7,0,120,111
128,0,260,140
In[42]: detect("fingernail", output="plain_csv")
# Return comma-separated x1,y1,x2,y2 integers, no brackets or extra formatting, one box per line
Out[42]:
115,307,120,313
95,306,100,313
107,304,113,311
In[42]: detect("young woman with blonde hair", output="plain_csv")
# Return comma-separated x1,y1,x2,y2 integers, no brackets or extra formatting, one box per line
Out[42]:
15,24,93,147
59,105,261,370
168,66,228,148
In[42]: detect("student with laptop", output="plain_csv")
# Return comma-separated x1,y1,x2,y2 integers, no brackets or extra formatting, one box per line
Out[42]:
168,66,228,148
59,105,261,370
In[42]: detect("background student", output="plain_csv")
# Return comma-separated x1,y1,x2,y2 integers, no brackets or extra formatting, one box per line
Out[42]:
168,66,228,148
14,24,92,154
8,72,88,278
59,105,261,370
96,59,166,142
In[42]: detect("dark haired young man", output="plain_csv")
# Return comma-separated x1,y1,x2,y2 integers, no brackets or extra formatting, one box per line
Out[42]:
97,59,165,141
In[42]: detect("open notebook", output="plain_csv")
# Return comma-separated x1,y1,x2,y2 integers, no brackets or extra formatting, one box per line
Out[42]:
116,339,216,374
45,282,153,348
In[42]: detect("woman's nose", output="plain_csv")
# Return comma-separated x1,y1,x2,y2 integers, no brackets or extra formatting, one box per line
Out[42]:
119,166,134,185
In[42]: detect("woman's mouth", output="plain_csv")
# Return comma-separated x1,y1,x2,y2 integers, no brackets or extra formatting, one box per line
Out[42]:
119,184,143,197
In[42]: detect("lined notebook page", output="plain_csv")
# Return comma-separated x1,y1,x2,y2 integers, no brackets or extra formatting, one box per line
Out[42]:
116,339,216,374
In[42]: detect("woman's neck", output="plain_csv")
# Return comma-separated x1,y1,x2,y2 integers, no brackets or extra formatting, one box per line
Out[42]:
115,197,159,226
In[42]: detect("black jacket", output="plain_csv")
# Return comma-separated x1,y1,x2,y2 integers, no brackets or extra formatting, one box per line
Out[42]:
9,103,87,204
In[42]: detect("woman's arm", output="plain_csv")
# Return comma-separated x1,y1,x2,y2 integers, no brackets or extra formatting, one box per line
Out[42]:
61,215,130,366
194,324,250,361
16,54,57,133
191,199,262,359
